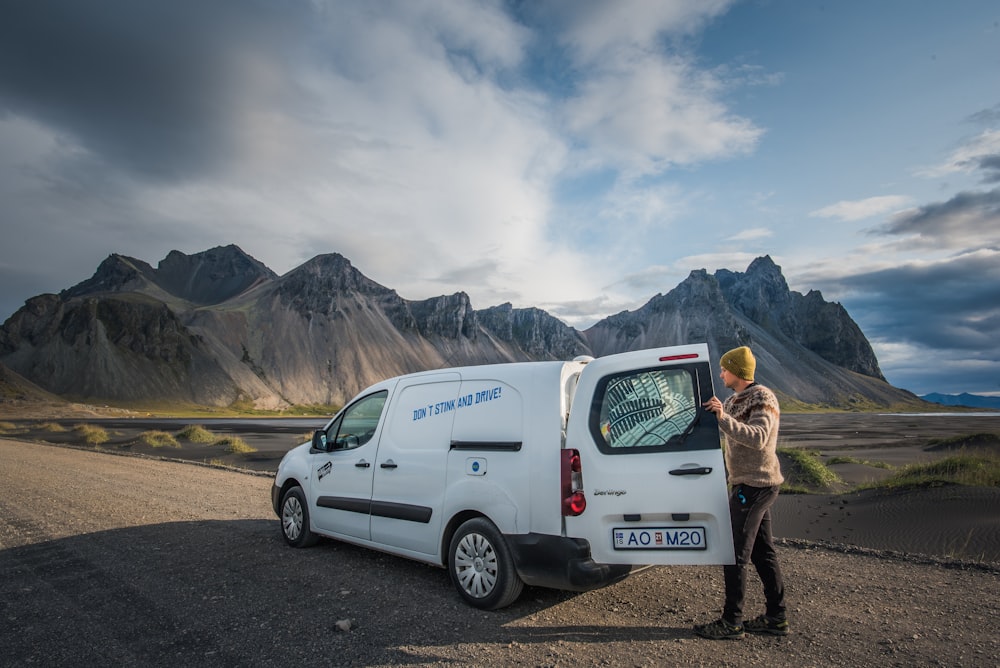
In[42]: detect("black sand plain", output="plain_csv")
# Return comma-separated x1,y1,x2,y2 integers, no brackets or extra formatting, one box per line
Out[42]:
2,410,998,563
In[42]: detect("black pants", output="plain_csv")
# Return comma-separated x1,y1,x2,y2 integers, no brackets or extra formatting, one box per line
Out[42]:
722,484,785,625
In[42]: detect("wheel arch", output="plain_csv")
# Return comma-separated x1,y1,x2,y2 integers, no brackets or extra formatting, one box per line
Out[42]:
275,477,306,515
440,510,485,568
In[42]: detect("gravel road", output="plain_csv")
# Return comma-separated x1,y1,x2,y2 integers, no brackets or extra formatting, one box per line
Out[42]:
2,439,997,667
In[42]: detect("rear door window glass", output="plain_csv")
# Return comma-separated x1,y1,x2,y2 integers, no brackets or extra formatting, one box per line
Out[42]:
590,366,713,453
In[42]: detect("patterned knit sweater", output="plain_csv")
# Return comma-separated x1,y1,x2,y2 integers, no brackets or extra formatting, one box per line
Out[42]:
719,383,784,487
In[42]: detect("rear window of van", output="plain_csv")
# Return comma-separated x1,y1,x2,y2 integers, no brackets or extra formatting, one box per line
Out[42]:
589,365,717,454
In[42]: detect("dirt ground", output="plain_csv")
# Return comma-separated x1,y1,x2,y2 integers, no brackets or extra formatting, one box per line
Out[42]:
2,438,998,667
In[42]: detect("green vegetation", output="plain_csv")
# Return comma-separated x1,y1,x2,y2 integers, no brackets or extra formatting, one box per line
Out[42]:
216,402,339,417
826,455,892,469
861,450,1000,491
778,447,842,490
139,430,180,448
74,423,109,445
177,424,216,443
776,483,814,495
226,395,258,414
776,392,960,414
777,435,999,494
36,421,68,432
0,421,17,432
89,400,339,418
925,432,1000,451
289,404,340,417
211,436,257,454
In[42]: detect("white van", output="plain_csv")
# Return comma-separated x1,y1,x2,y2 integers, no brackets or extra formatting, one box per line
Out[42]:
271,343,734,609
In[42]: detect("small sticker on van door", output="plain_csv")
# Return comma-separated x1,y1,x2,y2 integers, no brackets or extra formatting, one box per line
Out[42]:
465,458,487,476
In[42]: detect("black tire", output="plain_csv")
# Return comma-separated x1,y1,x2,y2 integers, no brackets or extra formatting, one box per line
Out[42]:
448,517,523,610
280,486,318,548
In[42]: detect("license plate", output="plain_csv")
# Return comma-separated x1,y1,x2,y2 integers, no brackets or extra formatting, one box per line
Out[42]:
613,526,707,550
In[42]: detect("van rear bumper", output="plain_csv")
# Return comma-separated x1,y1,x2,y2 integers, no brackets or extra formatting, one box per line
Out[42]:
506,533,632,592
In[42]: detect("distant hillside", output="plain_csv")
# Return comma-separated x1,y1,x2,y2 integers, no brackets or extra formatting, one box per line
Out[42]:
921,393,1000,410
0,361,64,403
0,245,926,410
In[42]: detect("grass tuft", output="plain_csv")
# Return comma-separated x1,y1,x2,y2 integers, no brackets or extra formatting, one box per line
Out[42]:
211,436,257,454
139,430,180,448
74,423,109,445
778,447,842,489
924,432,1000,452
0,421,17,432
826,455,893,469
177,424,216,443
864,450,1000,490
36,421,68,432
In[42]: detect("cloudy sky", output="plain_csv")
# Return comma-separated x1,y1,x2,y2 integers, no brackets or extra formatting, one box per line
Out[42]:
1,0,998,397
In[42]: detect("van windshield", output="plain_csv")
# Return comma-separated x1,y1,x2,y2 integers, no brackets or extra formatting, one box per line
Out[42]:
591,367,707,452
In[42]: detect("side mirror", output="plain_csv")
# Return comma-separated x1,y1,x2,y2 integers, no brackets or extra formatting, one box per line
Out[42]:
311,430,328,452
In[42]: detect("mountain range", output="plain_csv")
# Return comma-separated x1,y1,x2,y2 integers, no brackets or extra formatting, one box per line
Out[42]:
920,393,1000,410
0,245,924,410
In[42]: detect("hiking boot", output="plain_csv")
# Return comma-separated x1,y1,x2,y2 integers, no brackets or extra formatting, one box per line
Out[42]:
744,614,790,636
693,618,744,640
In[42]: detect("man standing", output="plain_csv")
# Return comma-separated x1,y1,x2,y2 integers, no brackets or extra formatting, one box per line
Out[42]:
695,346,789,640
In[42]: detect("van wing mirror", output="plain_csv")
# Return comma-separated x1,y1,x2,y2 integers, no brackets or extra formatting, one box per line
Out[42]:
311,429,328,452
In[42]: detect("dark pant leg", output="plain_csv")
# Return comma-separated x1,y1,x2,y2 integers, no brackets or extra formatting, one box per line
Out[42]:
722,485,780,625
749,504,786,619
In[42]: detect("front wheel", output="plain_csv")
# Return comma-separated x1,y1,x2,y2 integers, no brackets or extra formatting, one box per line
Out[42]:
280,486,318,547
448,517,523,610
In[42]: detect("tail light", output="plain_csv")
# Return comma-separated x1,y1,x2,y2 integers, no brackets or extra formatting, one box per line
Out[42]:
560,449,586,516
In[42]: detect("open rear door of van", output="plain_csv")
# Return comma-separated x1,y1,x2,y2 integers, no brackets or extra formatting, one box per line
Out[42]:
563,344,735,566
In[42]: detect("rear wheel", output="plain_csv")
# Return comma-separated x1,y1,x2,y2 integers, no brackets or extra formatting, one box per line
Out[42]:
280,486,318,547
448,517,523,610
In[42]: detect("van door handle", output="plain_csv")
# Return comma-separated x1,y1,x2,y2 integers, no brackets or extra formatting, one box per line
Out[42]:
355,460,370,468
669,466,712,476
380,459,398,469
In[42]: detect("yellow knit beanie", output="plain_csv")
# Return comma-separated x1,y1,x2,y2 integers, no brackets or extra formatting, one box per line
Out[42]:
721,346,756,381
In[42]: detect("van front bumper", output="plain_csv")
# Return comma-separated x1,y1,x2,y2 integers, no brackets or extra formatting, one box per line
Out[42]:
506,533,633,592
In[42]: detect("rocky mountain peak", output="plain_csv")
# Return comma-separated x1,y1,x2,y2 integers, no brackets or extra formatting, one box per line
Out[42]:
282,253,391,293
276,253,399,317
477,303,590,359
62,254,157,299
715,254,792,325
410,293,477,339
154,245,276,305
61,246,275,307
649,269,729,312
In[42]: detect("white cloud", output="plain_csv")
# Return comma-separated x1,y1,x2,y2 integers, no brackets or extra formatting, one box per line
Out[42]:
728,227,773,242
554,0,734,63
564,56,763,176
915,129,1000,179
530,0,762,177
809,195,912,222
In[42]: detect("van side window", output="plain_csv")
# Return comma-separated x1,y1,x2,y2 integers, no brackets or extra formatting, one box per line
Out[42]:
591,367,701,452
327,391,388,450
